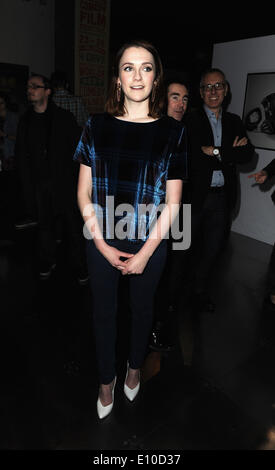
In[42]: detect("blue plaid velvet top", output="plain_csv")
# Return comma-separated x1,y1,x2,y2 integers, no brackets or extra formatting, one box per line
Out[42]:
73,113,187,241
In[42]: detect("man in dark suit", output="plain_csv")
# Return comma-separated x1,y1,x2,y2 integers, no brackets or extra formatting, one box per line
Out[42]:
15,73,87,283
185,68,255,312
149,79,190,351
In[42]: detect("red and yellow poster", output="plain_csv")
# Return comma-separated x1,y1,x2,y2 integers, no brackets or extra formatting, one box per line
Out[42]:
75,0,110,114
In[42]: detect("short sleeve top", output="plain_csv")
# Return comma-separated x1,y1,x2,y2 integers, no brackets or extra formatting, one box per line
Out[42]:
73,113,187,241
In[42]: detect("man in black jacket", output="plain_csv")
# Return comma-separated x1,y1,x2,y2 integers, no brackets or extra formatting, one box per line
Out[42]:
149,79,190,351
185,68,255,312
15,73,87,282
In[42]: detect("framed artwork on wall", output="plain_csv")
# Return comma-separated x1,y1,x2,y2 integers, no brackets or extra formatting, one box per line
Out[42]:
243,72,275,151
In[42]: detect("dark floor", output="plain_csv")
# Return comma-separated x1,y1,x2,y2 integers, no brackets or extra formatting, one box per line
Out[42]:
1,217,275,451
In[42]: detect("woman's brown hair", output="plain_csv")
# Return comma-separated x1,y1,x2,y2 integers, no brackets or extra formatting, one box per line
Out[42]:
105,39,164,118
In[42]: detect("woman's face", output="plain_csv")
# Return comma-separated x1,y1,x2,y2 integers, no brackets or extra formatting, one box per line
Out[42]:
117,47,156,105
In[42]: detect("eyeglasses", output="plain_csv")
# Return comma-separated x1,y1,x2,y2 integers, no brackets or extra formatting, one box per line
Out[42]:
27,84,46,90
201,82,225,92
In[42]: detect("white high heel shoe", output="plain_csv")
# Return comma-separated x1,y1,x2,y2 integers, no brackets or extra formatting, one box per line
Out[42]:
97,377,116,419
124,365,140,402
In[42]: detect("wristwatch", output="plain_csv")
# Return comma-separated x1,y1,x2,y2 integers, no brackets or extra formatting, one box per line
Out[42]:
213,147,220,156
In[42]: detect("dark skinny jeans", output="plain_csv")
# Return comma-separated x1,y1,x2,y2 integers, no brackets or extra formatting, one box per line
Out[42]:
86,238,167,384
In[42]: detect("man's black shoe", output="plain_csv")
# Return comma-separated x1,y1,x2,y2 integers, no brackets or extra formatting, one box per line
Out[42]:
15,218,38,230
39,262,56,280
149,328,175,352
77,268,89,286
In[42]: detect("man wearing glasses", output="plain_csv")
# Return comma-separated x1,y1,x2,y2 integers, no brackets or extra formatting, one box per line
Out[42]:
185,68,254,313
15,74,88,283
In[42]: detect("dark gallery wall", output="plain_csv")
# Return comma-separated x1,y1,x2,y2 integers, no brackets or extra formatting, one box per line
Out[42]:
54,0,75,91
0,0,55,111
0,0,54,76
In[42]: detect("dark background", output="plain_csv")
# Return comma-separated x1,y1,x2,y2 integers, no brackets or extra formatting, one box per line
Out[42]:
55,1,275,106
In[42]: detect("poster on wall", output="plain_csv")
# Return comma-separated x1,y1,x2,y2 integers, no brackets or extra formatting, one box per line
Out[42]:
75,0,110,115
243,72,275,151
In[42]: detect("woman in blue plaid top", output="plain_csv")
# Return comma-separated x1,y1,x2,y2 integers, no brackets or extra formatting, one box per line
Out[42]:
74,40,187,419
